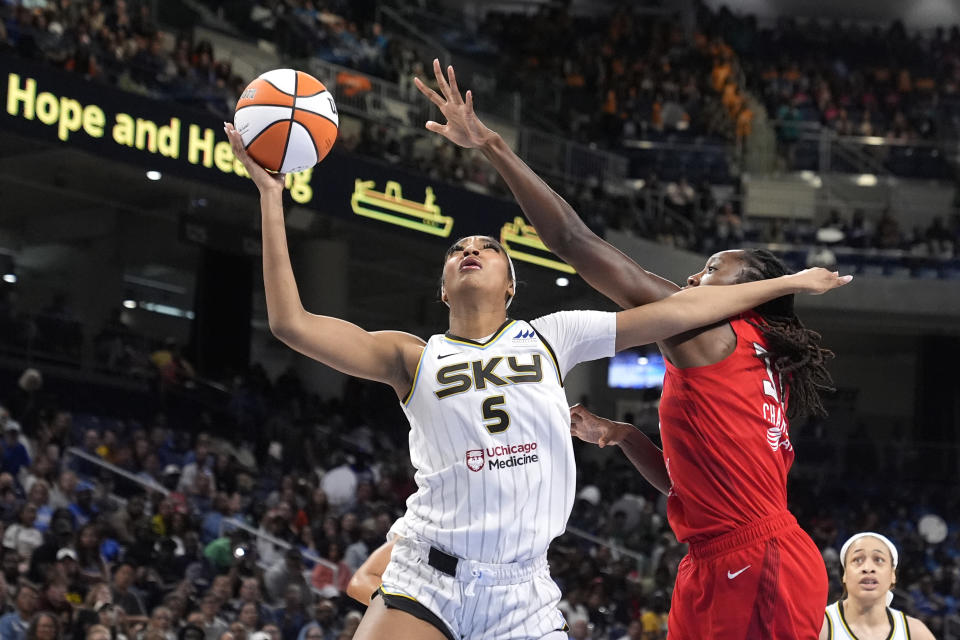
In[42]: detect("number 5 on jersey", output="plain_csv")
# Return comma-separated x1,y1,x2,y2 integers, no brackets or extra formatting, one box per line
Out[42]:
482,395,510,434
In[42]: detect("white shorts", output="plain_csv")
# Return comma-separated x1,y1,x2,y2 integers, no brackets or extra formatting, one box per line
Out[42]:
379,536,568,640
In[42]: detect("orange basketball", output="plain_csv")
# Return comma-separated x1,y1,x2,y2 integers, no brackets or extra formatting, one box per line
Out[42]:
234,69,339,173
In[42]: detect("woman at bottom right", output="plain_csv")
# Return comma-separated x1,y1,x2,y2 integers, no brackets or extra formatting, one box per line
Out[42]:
821,532,936,640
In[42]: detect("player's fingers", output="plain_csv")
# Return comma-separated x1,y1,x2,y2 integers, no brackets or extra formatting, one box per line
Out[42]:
425,121,446,135
224,124,248,160
433,58,454,101
447,65,463,104
465,89,475,114
414,76,445,107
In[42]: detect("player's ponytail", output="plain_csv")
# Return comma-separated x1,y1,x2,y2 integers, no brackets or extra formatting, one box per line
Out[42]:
737,249,836,419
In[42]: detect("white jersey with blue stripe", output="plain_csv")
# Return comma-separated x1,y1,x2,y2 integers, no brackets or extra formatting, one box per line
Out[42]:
824,601,910,640
393,311,616,564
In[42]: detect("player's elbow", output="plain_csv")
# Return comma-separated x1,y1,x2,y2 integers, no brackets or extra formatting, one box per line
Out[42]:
345,573,372,605
268,316,300,345
546,221,590,258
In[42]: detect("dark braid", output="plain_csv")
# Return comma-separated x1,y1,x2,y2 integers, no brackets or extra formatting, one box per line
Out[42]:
738,249,836,419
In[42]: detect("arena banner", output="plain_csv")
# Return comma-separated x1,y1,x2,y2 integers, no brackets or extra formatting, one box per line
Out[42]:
0,55,574,273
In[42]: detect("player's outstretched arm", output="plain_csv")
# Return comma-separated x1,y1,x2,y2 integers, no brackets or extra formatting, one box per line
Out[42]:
414,60,680,310
615,269,852,350
570,405,670,495
225,124,422,393
346,539,396,606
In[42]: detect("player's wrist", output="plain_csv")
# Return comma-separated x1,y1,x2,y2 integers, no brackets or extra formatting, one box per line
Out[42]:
611,422,635,446
479,131,505,154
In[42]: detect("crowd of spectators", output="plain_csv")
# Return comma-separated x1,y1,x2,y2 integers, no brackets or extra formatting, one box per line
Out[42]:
811,209,960,258
0,354,956,640
476,4,752,147
729,17,960,143
0,0,248,117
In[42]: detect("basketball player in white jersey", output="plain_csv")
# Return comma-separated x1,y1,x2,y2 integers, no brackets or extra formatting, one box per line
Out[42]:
820,532,935,640
224,116,849,640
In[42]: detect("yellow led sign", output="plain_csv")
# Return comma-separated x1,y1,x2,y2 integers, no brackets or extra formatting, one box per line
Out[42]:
4,72,314,204
500,217,576,274
351,179,454,237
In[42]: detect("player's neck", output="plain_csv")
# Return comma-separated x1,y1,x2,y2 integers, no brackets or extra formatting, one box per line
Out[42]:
447,306,509,340
843,597,889,627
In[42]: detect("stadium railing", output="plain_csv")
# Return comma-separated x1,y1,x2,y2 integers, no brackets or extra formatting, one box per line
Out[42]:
564,525,648,565
771,121,954,179
374,4,522,125
301,58,627,189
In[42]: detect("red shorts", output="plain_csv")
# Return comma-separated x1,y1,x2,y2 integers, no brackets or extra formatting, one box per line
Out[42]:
668,511,828,640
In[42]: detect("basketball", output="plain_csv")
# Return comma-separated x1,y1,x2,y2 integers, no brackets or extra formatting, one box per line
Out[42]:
234,69,339,174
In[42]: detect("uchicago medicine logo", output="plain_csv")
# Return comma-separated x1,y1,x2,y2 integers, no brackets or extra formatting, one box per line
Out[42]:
466,443,539,472
466,449,485,472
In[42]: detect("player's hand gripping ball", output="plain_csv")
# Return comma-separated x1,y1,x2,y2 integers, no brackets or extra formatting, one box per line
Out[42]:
234,69,339,173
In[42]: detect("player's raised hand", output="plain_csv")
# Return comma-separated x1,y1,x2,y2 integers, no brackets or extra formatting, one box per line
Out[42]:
224,122,285,195
787,268,854,295
570,404,632,448
414,59,496,149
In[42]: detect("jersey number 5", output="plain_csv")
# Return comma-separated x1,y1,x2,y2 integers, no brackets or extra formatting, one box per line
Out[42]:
482,395,510,434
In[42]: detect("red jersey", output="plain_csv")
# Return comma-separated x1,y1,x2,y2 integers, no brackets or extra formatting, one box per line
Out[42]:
659,311,794,543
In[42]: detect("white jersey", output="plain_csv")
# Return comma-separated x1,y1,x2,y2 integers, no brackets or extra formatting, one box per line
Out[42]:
824,601,910,640
393,311,616,564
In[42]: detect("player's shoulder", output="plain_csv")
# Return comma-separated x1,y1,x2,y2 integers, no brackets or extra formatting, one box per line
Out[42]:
905,614,936,640
529,309,613,332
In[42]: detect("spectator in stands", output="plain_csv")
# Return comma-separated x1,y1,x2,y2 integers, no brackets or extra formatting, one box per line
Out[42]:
111,562,145,617
197,593,228,640
86,624,110,640
263,549,308,607
664,177,696,221
143,605,175,640
309,542,349,597
713,201,745,249
876,210,904,249
74,524,108,587
294,598,336,640
150,339,195,391
48,472,77,512
2,422,30,477
0,581,39,640
68,484,98,528
236,601,261,637
3,504,43,562
179,435,214,495
24,611,59,640
35,578,71,626
230,579,272,629
272,585,308,640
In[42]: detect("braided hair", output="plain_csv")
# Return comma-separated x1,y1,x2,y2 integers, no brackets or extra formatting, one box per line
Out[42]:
737,249,835,419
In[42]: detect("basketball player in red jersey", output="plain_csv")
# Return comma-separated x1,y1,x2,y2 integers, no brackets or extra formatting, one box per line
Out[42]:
417,59,837,639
